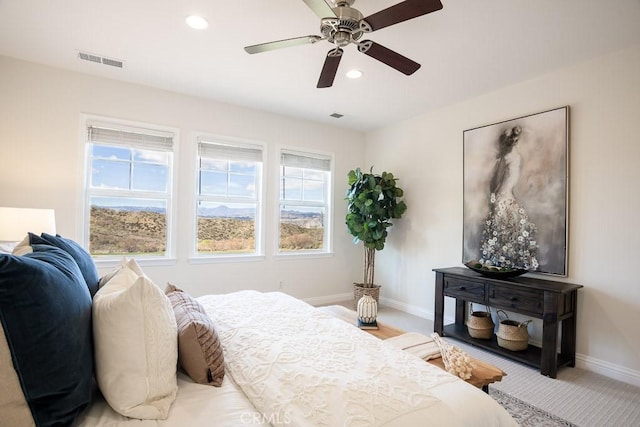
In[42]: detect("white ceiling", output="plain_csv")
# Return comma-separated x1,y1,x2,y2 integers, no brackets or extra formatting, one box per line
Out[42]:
1,0,639,132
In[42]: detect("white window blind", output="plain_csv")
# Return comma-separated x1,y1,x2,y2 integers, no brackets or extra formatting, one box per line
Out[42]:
87,125,174,151
198,139,262,162
281,151,331,171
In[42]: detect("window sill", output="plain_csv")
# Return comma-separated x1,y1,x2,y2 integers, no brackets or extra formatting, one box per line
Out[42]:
188,254,266,264
273,252,334,261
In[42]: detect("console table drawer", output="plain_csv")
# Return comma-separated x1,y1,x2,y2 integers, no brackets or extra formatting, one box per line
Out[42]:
444,278,485,300
489,285,543,315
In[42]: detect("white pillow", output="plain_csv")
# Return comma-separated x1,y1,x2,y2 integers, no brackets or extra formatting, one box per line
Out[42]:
9,234,31,255
92,259,178,419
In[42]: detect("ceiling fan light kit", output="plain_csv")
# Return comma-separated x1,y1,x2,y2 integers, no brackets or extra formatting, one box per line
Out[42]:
185,15,208,30
346,69,363,79
244,0,443,88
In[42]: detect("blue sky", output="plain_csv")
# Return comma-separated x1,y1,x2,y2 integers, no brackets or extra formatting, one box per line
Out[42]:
91,145,168,193
90,144,327,210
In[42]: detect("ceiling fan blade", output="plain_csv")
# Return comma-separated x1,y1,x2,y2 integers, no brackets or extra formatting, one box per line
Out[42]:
361,0,443,32
302,0,337,19
244,35,322,54
358,40,420,75
317,48,343,88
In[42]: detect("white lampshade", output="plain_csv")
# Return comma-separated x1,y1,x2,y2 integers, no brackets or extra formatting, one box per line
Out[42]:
0,207,56,242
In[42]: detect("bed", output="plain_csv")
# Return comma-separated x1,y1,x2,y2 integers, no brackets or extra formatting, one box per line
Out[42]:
0,234,516,426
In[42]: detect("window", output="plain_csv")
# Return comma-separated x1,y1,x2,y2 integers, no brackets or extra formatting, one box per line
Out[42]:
196,138,263,256
279,150,332,253
84,121,175,258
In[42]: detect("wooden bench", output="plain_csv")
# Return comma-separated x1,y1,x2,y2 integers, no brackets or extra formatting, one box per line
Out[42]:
320,305,505,392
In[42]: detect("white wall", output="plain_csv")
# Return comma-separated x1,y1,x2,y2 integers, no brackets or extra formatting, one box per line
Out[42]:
365,44,640,385
0,55,365,301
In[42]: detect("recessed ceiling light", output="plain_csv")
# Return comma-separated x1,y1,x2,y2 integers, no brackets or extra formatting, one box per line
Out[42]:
346,69,363,79
185,15,208,30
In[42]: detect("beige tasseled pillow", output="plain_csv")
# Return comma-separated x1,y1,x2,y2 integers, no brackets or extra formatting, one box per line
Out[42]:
165,284,225,387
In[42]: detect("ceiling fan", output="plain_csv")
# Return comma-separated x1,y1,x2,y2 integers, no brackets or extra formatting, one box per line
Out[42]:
244,0,443,88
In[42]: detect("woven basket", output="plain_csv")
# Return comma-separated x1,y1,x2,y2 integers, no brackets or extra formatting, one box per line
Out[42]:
353,284,380,310
496,309,531,351
467,304,494,340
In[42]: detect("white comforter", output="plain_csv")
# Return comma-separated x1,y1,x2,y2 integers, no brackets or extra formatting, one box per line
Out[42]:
199,291,516,427
76,290,516,426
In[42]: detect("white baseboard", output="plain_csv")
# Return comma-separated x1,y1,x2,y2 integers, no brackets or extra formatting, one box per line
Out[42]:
576,353,640,388
380,296,640,387
379,296,432,319
303,292,352,307
379,296,457,327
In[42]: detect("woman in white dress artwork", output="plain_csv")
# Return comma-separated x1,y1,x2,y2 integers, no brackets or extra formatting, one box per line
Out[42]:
479,125,539,271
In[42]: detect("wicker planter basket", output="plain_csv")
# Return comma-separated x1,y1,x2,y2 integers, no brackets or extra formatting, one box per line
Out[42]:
496,310,531,351
467,304,494,340
353,284,380,309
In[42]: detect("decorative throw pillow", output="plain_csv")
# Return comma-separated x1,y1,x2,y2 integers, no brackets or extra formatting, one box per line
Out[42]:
165,283,225,386
10,234,32,256
92,259,178,420
0,245,93,426
39,233,100,297
96,257,135,290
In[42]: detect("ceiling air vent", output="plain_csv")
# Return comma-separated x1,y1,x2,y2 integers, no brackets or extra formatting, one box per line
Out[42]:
101,57,123,68
78,51,124,68
78,52,101,64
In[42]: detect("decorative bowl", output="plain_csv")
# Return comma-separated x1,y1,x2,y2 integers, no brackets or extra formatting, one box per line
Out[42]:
464,262,528,278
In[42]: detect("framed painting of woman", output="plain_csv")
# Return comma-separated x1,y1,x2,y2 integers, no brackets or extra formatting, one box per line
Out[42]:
463,106,569,276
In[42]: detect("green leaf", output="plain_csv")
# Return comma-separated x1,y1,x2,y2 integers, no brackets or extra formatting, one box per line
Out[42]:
347,170,357,185
367,175,376,189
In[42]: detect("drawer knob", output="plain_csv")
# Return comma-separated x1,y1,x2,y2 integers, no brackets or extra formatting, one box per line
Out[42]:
511,297,518,301
459,286,466,291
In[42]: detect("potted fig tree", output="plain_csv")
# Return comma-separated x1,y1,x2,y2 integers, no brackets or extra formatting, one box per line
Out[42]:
346,167,407,307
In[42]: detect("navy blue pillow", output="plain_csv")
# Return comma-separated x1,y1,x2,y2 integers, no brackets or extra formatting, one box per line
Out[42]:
0,245,93,427
38,233,100,298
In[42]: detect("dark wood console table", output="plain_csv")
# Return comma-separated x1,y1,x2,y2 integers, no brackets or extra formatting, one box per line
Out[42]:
433,267,583,378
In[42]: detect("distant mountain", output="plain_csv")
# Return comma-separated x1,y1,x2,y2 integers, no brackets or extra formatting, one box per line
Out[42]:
198,205,255,219
95,204,322,222
199,206,323,221
96,205,166,214
280,210,323,219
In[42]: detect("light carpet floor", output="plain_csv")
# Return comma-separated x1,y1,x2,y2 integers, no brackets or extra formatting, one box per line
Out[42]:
331,301,640,427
